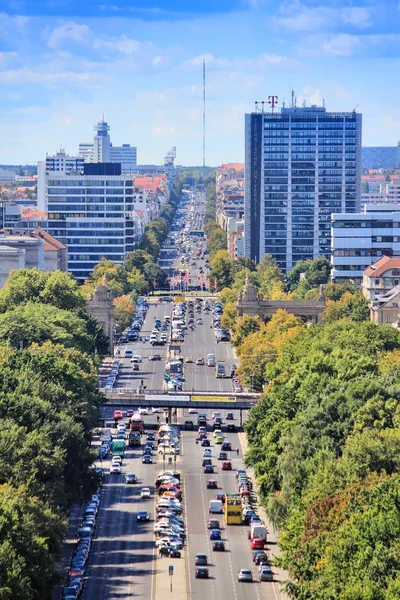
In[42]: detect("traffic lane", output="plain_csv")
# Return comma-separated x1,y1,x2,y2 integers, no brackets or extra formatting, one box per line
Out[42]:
183,430,238,600
83,446,156,600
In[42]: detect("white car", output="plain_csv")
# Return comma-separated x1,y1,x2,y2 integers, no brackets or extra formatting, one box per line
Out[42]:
111,455,122,464
203,449,212,457
110,463,121,474
155,536,184,549
140,487,151,499
151,407,161,414
138,407,149,415
188,408,198,414
131,355,143,363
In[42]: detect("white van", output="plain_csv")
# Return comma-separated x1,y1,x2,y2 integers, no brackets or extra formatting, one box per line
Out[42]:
207,353,215,367
209,499,223,514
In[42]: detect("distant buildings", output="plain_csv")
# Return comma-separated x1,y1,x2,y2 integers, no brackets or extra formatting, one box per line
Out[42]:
216,163,244,258
244,104,362,273
362,145,400,170
362,255,400,301
78,120,137,173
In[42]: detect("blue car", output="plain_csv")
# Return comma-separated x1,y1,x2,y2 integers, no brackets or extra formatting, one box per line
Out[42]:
201,439,210,447
210,529,221,540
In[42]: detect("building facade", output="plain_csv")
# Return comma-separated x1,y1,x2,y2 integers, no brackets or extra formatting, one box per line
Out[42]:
362,145,400,170
331,205,400,283
362,256,400,300
244,105,362,272
46,165,147,281
78,120,137,173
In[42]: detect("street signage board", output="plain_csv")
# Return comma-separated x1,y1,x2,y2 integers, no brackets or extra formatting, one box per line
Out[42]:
145,394,190,402
192,395,236,403
174,296,185,302
169,565,174,576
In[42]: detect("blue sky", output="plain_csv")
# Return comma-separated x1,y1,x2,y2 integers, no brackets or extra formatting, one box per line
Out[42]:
1,0,400,166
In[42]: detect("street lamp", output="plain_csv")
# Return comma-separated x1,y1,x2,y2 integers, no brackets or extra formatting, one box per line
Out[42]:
251,373,255,393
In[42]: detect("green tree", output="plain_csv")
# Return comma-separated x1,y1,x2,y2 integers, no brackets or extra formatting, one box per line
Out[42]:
210,250,234,290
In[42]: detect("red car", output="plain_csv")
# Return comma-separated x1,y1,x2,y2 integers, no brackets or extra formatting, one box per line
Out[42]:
216,493,226,502
222,461,232,471
251,537,264,550
113,410,123,420
206,480,218,489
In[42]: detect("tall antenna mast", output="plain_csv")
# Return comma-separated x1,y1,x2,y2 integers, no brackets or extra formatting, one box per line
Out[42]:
203,59,206,168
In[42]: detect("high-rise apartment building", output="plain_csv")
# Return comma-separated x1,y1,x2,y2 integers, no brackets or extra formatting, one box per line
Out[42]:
244,105,362,272
46,164,147,281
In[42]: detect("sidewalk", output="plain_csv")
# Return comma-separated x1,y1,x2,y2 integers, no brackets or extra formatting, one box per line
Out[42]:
239,432,289,598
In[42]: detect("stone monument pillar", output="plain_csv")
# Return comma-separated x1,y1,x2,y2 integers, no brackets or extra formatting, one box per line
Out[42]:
87,276,114,354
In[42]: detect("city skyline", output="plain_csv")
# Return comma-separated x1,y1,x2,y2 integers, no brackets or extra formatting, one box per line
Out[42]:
1,0,400,165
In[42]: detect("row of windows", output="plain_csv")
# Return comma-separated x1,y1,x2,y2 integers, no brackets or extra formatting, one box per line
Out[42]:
333,249,392,257
48,205,125,212
48,179,133,186
263,121,357,129
48,188,126,195
333,220,397,228
49,213,125,219
69,254,124,262
50,230,124,237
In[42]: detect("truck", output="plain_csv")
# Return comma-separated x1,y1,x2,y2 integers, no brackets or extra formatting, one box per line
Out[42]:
128,431,141,446
249,523,267,542
111,440,125,457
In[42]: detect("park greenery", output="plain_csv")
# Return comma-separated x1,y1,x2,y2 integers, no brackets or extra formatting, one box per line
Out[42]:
0,269,104,599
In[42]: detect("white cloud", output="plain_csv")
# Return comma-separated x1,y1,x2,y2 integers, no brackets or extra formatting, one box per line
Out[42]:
299,33,363,57
273,1,373,32
48,21,93,49
296,86,324,106
0,67,97,86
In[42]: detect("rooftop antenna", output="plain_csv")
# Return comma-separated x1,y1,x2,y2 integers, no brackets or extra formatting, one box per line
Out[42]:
323,98,326,108
302,100,306,108
353,104,359,113
282,98,285,108
203,59,206,168
291,90,295,108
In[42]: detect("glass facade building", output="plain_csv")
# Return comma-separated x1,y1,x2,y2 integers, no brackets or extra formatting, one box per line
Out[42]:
46,174,145,281
244,106,362,272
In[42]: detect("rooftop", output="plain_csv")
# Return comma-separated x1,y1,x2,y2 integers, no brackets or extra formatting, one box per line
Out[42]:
364,256,400,278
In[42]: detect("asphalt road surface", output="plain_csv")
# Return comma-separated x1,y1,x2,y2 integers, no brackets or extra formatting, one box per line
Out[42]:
82,412,287,600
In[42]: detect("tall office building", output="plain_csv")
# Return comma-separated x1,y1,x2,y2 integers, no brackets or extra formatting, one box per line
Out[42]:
244,104,362,272
46,164,147,281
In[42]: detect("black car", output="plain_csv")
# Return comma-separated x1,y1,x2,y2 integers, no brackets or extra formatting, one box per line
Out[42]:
227,424,236,432
185,421,194,430
195,553,208,565
195,567,209,579
213,541,225,551
149,354,162,361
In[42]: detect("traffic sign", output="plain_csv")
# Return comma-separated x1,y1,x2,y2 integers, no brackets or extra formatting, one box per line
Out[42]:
169,566,174,576
145,394,190,402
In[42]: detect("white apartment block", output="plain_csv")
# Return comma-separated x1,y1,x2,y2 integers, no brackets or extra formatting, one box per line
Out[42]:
331,204,400,283
78,120,137,173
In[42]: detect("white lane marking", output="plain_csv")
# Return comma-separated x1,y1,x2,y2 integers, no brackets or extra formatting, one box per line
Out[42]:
199,469,216,600
150,487,158,600
182,435,192,597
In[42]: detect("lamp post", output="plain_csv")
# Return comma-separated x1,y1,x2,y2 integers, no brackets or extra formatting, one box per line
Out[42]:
251,373,255,393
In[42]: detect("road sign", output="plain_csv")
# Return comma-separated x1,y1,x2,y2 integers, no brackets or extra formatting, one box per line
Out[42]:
192,395,236,402
168,457,173,464
145,394,190,402
169,565,174,576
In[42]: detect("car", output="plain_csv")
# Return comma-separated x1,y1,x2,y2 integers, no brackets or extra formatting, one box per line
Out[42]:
143,455,153,464
196,358,205,365
203,464,214,473
126,410,134,418
226,424,236,432
225,412,234,420
238,569,253,582
185,420,194,430
203,449,212,457
259,567,273,582
138,407,149,415
185,356,193,363
221,442,232,451
252,551,267,563
131,355,142,363
140,487,151,499
201,439,210,447
197,318,203,324
222,461,232,471
213,540,225,551
151,407,161,414
149,354,162,361
147,432,155,440
251,538,264,550
137,511,150,521
113,410,123,420
132,363,139,371
216,493,226,502
124,348,133,358
110,463,121,474
195,567,209,579
195,553,208,565
209,529,221,540
159,545,181,558
125,473,137,484
188,408,198,414
208,519,220,529
206,479,218,489
217,452,227,461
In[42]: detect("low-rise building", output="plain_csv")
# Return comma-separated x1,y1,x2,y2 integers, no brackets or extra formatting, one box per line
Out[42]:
369,285,400,325
362,256,400,300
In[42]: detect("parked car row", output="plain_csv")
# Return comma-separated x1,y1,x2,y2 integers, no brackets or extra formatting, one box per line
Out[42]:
154,469,185,558
63,489,103,599
119,298,149,343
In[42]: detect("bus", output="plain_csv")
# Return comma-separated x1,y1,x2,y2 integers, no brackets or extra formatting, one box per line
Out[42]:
225,493,242,525
130,413,144,434
111,440,125,457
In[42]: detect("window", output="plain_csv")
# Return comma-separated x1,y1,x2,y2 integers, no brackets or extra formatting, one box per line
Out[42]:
386,315,392,323
375,279,380,286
